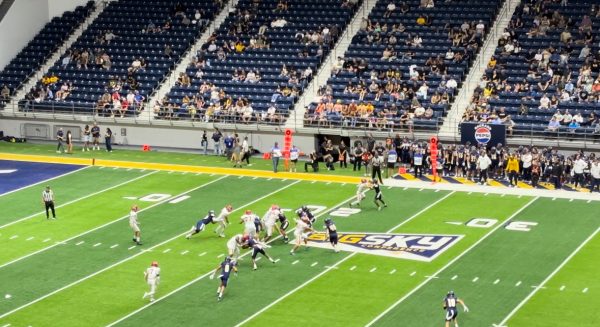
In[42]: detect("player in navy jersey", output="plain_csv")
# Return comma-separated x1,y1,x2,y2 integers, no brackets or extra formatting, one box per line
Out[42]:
244,235,276,270
371,179,387,211
443,291,469,327
210,256,238,301
278,212,290,242
185,210,216,239
324,218,339,252
296,205,315,225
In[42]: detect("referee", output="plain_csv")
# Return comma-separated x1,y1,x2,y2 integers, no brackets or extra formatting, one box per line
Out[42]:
371,152,384,184
42,186,56,220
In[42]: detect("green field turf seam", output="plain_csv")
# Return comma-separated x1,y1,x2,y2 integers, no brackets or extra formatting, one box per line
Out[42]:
0,180,301,321
496,226,600,327
233,191,457,327
105,188,363,327
0,170,158,230
0,175,228,271
0,165,90,198
364,196,540,327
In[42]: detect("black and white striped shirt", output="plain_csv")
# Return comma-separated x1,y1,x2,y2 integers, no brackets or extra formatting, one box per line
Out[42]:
42,190,54,202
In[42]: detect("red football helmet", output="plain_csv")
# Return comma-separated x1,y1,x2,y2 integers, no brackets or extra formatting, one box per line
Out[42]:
151,261,159,267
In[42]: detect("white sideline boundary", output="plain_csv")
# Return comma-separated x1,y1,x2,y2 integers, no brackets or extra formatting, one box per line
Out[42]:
106,188,423,327
0,170,158,230
0,180,301,320
495,226,600,326
0,175,228,270
0,165,90,197
364,197,540,326
233,191,457,326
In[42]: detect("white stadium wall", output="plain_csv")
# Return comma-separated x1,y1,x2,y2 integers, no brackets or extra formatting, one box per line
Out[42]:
0,118,318,154
47,0,89,21
0,0,49,71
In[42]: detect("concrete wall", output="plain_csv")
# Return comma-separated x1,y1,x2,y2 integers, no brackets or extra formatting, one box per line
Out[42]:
0,0,49,70
0,118,319,154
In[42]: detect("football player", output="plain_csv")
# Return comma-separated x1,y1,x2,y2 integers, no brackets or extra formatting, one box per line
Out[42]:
277,211,290,243
349,179,370,207
443,291,469,327
185,210,216,239
214,204,233,238
290,215,314,255
210,256,238,301
262,204,280,242
240,210,258,238
371,179,388,211
129,205,142,245
324,218,339,253
295,205,315,225
244,235,276,270
142,261,160,302
226,234,244,261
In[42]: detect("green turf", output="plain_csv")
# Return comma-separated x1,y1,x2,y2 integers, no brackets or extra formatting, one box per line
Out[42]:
239,193,533,327
0,142,368,178
372,198,600,327
112,188,448,327
0,167,146,226
0,172,216,267
0,177,293,324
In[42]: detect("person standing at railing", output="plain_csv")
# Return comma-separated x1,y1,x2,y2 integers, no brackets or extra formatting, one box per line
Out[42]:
56,128,65,154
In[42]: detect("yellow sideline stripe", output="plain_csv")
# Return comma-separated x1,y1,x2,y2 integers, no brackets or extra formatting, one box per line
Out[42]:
0,153,363,184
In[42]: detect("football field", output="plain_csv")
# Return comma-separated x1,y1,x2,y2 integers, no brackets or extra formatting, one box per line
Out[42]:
0,156,598,327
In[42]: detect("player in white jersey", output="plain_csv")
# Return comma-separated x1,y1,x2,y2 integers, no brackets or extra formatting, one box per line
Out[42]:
129,205,142,245
213,204,233,237
142,261,160,302
349,179,370,207
227,234,244,261
262,204,283,242
240,210,258,238
290,216,314,255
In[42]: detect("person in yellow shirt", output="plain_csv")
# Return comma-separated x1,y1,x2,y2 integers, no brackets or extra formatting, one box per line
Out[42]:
234,41,245,53
505,153,520,187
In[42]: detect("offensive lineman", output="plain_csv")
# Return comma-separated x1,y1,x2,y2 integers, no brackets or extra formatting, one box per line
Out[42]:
296,205,315,225
262,205,286,242
240,210,258,238
210,256,238,301
226,234,244,261
349,178,370,207
214,204,233,238
443,291,469,327
142,261,160,302
324,218,339,253
129,205,142,245
244,235,276,270
371,178,388,211
290,215,314,255
185,210,216,239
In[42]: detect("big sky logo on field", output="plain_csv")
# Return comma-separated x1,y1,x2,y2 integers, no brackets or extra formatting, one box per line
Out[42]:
304,232,463,262
474,123,492,145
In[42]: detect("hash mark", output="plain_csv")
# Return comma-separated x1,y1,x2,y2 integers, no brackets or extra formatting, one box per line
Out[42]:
518,195,523,198
9,235,18,240
468,192,473,195
349,265,356,271
425,275,439,279
168,171,174,174
388,186,393,190
238,176,243,179
253,177,258,180
195,173,201,176
419,188,424,192
217,254,224,258
494,279,500,285
410,271,416,276
112,167,118,170
209,174,215,177
516,281,522,286
26,236,34,241
403,187,408,190
311,181,316,184
43,238,51,243
162,249,171,253
128,245,136,250
389,269,396,274
451,275,458,280
311,262,318,267
110,244,119,249
552,198,557,201
292,260,299,265
588,200,592,203
341,183,346,186
435,189,440,192
75,241,85,246
199,252,207,256
369,267,377,273
472,277,479,282
181,250,189,255
484,193,489,196
583,288,589,293
569,198,574,202
267,178,273,181
282,179,288,182
93,242,102,247
560,285,566,291
501,194,506,197
326,182,331,185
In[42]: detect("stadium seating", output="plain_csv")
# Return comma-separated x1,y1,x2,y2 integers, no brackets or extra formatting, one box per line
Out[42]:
0,1,94,108
161,0,360,123
305,0,502,132
20,0,222,116
468,0,600,139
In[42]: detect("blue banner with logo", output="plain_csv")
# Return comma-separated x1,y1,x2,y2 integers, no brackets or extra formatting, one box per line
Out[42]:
460,123,506,147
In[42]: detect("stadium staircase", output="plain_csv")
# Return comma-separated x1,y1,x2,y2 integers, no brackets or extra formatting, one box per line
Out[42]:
142,0,239,123
285,0,379,131
438,0,521,138
7,1,107,110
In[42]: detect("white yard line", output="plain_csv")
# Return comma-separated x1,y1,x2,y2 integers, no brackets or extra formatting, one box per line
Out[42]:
0,180,301,321
233,191,457,327
0,175,227,270
0,166,90,198
365,196,540,327
495,226,600,326
0,171,159,230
